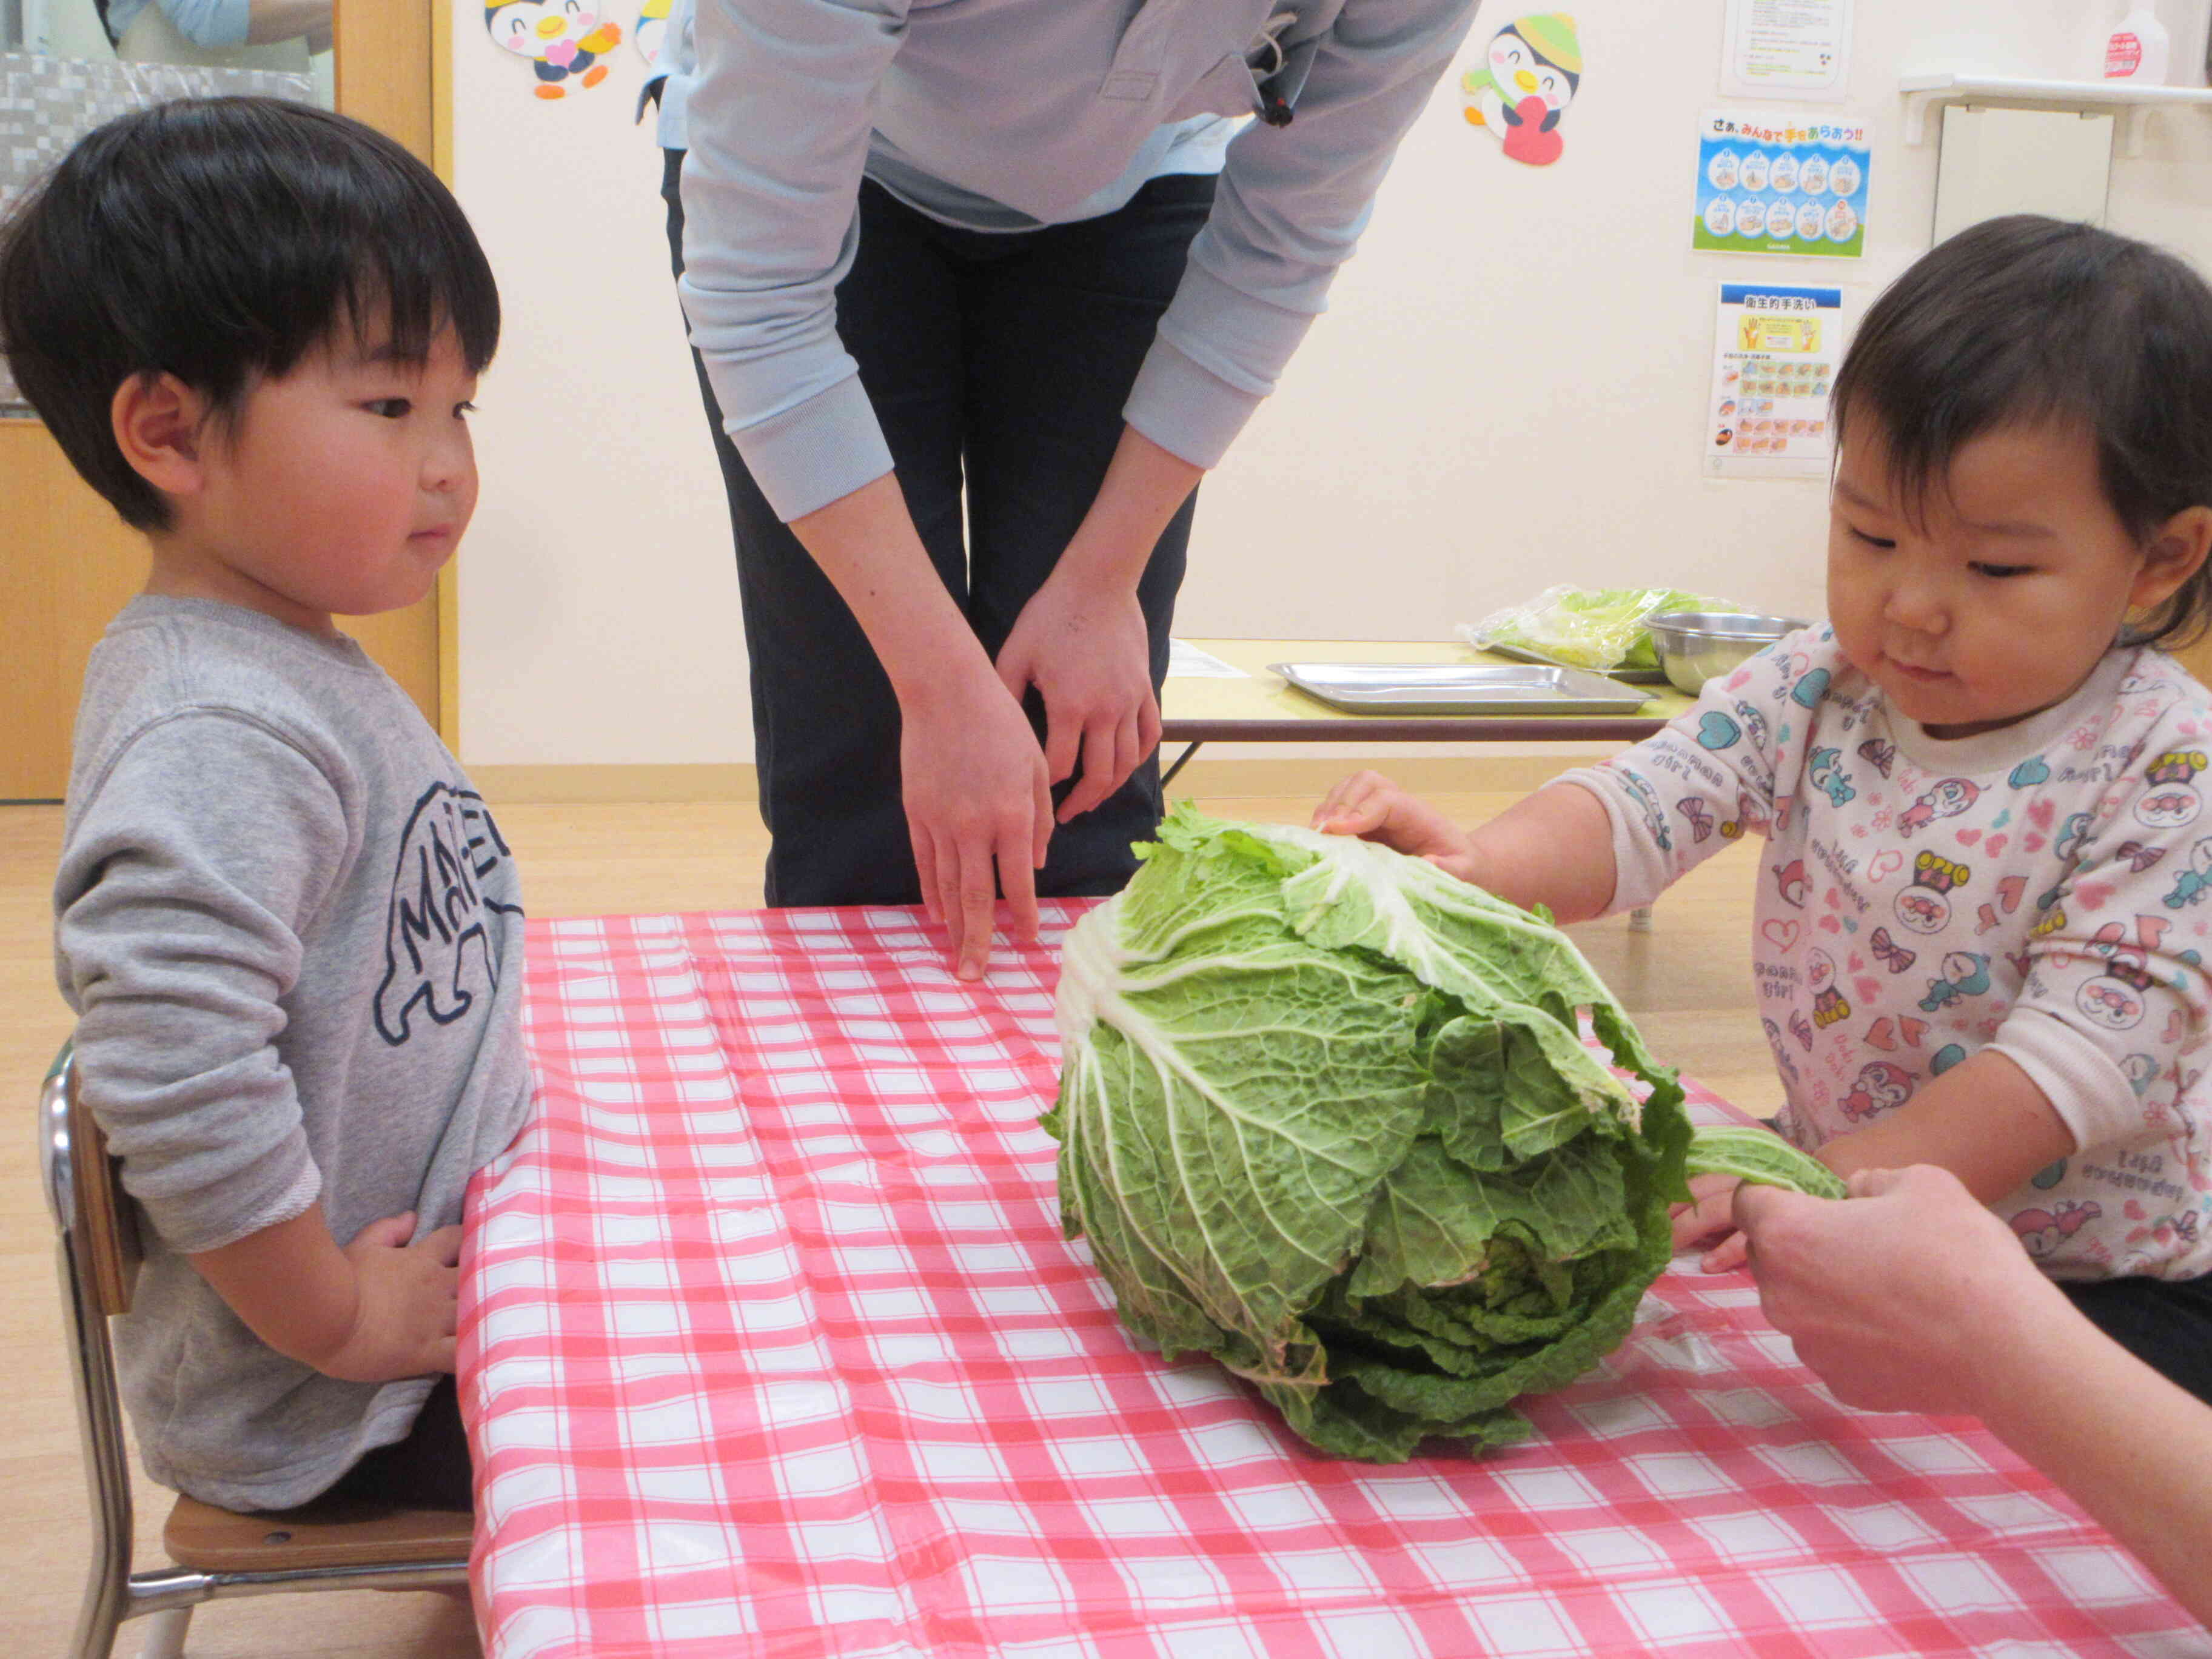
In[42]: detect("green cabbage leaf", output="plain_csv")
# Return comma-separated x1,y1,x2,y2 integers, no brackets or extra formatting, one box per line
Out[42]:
1044,804,1702,1461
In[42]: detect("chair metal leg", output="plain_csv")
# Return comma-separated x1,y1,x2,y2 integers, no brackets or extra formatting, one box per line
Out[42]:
55,1230,135,1659
133,1609,190,1659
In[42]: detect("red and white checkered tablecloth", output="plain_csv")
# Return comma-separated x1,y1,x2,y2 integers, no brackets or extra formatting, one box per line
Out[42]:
461,903,2207,1659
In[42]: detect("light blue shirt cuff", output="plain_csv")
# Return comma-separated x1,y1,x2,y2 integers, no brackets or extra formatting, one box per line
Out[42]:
1123,338,1263,471
1125,262,1318,468
726,372,895,523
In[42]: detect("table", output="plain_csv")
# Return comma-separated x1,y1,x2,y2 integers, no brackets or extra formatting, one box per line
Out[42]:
462,905,2205,1659
1157,639,1694,786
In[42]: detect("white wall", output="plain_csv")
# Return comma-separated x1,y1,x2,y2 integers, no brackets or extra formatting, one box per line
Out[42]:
451,0,2212,766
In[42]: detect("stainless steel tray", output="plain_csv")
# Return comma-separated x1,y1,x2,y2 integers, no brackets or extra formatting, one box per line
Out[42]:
1269,662,1651,716
1482,642,1671,685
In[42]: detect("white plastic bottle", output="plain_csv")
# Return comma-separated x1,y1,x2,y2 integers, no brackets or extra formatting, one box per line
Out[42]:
2105,4,2171,84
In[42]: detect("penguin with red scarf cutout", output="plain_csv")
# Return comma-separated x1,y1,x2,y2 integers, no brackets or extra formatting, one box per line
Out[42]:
1461,14,1582,167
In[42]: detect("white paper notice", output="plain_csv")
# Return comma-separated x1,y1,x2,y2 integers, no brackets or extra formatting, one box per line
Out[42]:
1706,282,1849,480
1167,639,1248,679
1722,0,1852,102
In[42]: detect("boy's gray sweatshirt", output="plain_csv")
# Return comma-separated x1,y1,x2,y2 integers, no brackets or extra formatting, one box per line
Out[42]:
53,596,532,1511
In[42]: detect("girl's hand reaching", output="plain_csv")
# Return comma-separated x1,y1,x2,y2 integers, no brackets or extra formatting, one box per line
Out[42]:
1313,771,1483,883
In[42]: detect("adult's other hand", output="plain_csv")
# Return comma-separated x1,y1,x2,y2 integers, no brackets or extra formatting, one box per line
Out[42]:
996,568,1160,825
901,669,1052,981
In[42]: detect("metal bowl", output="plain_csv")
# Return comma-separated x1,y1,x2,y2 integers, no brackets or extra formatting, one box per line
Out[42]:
1645,612,1812,695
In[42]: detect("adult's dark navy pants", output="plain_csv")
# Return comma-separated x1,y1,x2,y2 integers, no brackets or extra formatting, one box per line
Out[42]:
662,151,1215,907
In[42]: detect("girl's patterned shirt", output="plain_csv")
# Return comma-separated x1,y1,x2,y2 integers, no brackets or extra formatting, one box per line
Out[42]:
1564,627,2212,1281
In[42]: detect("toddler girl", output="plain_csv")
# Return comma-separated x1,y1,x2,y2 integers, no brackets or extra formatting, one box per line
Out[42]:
1318,215,2212,1403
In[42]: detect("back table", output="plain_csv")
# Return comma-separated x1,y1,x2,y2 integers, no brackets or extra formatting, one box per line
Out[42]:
460,904,2205,1658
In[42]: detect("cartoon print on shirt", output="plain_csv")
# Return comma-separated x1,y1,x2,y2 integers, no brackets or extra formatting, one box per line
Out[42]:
1733,700,1771,756
1868,925,1915,973
2055,810,2094,865
2012,1199,2102,1258
1808,949,1851,1027
2030,1158,2068,1190
1895,851,1969,934
2123,1053,2162,1096
1808,746,1855,806
1929,1042,1967,1074
1855,736,1896,778
374,783,524,1046
1761,1016,1800,1084
2077,933,2152,1029
1681,791,1752,845
1975,874,2028,935
1841,1059,1914,1122
1919,950,1991,1012
1616,769,1672,853
2162,838,2212,910
1863,1013,1926,1051
2117,839,2167,873
1791,668,1831,710
2008,755,2052,789
1772,857,1809,908
2137,749,2208,830
2077,977,2147,1029
1788,1008,1814,1051
1899,777,1979,836
1695,709,1740,751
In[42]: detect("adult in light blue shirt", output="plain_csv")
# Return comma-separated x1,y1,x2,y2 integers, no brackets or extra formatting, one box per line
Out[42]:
98,0,329,55
654,0,1477,977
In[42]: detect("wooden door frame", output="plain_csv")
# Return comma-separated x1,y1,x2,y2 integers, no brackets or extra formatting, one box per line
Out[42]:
335,0,460,749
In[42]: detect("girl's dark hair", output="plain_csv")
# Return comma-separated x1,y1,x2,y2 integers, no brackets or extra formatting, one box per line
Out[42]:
0,96,500,531
1832,214,2212,650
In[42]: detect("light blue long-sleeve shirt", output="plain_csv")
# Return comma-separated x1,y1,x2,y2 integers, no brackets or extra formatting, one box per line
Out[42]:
673,0,1478,522
102,0,250,47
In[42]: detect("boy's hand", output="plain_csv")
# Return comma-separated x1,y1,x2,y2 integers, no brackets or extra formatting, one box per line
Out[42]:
317,1212,463,1383
1313,771,1483,882
1671,1171,1748,1271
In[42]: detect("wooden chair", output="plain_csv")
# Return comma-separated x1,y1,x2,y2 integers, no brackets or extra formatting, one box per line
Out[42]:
39,1045,473,1658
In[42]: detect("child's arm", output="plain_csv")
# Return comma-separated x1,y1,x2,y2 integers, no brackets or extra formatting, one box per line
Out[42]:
1313,772,1620,922
1738,1166,2212,1629
1678,1048,2071,1270
187,1203,463,1382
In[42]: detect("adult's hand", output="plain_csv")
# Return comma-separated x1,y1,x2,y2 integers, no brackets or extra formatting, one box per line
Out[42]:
996,571,1160,824
900,668,1053,981
995,425,1202,824
1738,1165,2212,1629
1733,1164,2066,1414
789,472,1053,980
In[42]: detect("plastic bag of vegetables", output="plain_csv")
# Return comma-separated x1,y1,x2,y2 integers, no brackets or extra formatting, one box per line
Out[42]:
1463,585,1731,674
1044,805,1840,1461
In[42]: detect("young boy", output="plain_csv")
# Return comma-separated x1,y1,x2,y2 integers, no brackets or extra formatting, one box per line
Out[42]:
1,98,527,1511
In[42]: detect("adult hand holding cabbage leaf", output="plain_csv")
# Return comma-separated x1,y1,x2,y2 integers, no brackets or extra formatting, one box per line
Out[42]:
1045,805,1840,1461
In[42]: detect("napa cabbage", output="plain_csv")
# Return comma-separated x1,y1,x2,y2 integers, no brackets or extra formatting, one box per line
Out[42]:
1045,803,1829,1461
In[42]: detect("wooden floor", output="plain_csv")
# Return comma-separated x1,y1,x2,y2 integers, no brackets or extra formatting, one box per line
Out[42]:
0,785,1769,1656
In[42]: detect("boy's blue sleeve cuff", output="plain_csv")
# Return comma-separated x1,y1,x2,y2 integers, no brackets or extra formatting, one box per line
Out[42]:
725,372,896,523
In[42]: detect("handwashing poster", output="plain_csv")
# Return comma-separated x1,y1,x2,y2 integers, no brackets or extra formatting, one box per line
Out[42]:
1692,109,1871,258
1706,283,1847,479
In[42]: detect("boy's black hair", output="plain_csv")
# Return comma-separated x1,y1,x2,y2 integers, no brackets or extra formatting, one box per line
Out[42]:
0,96,499,532
1833,213,2212,649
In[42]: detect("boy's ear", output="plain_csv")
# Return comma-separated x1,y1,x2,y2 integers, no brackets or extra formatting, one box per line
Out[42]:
2133,505,2212,612
110,372,213,501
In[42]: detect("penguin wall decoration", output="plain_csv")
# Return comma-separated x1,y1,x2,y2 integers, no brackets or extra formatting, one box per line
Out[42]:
1461,13,1582,166
484,0,625,98
635,0,671,66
